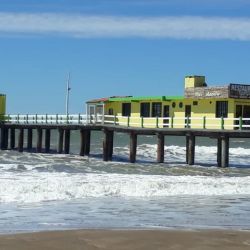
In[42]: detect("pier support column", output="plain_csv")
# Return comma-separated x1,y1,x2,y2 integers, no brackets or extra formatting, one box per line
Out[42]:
221,136,229,168
102,130,114,161
130,132,137,163
84,130,91,156
103,129,109,161
80,129,92,157
217,137,222,167
64,129,70,154
27,128,33,151
36,128,43,153
108,130,114,161
57,129,64,154
45,129,51,153
18,128,24,152
80,129,86,156
10,128,15,149
157,133,164,163
187,134,195,165
4,128,9,149
1,127,7,150
186,135,189,164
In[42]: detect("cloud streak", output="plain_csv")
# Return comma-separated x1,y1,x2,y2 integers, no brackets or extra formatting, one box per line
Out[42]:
0,12,250,40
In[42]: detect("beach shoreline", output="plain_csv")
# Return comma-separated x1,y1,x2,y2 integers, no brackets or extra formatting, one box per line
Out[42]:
0,229,250,250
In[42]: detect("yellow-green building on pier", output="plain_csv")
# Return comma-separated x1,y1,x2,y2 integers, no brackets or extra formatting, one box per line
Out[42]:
86,76,250,129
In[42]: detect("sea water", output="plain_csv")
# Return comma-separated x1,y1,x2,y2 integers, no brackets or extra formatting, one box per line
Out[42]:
0,131,250,233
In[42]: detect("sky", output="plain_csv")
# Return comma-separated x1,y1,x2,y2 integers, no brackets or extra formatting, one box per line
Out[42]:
1,0,250,114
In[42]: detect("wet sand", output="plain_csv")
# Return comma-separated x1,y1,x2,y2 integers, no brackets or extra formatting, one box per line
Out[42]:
0,229,250,250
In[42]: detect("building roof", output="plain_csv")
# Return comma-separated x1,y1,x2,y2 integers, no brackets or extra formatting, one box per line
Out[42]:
86,97,109,103
108,96,183,102
87,95,184,103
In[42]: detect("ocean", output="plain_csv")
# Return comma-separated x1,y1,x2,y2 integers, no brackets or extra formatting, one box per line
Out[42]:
0,130,250,234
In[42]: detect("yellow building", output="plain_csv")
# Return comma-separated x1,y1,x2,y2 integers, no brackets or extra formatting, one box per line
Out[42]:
86,76,250,129
0,94,6,119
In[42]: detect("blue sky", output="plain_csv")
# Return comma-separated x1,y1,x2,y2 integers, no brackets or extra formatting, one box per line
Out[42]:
1,0,250,113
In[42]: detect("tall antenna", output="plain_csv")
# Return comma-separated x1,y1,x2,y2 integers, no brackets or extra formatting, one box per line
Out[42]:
66,72,71,115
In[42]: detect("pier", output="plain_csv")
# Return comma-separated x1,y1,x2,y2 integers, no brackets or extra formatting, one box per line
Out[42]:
1,114,250,167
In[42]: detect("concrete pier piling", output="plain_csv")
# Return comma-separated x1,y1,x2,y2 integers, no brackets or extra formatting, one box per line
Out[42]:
187,134,195,165
18,128,24,152
186,135,189,164
103,130,114,161
45,129,51,153
10,128,15,149
64,129,70,154
27,128,33,151
84,130,91,156
103,129,109,161
79,129,92,156
108,130,114,161
217,136,229,167
130,132,137,163
1,127,6,150
4,128,8,149
221,136,229,168
80,129,86,156
217,137,222,167
157,133,164,163
57,129,64,154
36,128,43,153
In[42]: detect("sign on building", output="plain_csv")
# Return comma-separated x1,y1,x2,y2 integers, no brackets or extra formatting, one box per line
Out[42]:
229,84,250,99
185,86,229,99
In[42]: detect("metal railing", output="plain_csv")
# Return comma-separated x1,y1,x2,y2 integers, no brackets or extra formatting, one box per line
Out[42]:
103,115,250,130
1,114,250,129
2,114,88,125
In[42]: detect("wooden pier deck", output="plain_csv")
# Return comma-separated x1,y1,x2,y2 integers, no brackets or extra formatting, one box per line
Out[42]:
1,122,250,167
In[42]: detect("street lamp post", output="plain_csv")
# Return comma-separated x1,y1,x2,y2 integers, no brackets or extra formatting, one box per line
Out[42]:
66,73,71,116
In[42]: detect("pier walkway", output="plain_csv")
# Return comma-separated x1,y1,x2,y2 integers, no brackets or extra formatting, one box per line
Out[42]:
1,114,250,167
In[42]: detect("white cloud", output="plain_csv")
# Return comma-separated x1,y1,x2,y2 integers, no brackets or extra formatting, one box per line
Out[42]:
0,12,250,40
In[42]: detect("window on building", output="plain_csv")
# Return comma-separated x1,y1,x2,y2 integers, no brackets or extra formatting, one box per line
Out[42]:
108,108,113,115
193,101,198,106
122,103,131,116
152,102,162,117
216,101,228,118
140,103,150,117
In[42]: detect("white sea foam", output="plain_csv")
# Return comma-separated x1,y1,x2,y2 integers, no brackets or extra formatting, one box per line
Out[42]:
1,139,250,232
134,144,250,164
0,143,250,203
0,173,250,203
1,144,250,166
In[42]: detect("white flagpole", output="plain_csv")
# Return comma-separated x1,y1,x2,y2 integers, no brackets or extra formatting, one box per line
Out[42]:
66,72,71,116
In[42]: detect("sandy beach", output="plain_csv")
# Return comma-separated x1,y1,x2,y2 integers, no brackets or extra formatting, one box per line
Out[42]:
0,229,249,250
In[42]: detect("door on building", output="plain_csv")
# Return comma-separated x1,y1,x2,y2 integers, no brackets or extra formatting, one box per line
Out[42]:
243,105,250,128
96,105,104,123
163,105,170,127
243,106,250,117
88,105,96,123
185,105,191,127
235,105,243,129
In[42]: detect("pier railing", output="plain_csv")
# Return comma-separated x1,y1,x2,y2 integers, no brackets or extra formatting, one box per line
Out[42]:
103,115,250,130
2,114,250,129
2,114,88,125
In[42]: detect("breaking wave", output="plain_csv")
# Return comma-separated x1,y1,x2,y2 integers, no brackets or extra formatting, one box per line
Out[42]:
0,173,250,203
